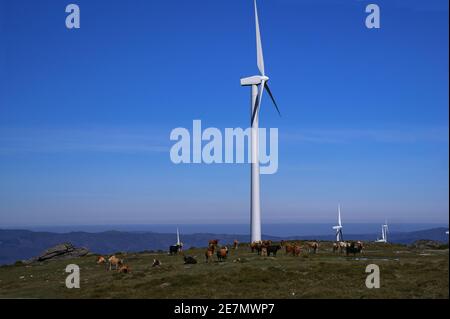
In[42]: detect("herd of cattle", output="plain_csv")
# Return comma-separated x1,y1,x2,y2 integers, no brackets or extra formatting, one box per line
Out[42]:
95,239,365,273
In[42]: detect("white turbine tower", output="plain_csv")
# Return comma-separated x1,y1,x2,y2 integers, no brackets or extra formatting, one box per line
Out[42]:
332,204,343,242
241,0,280,243
176,227,181,246
376,220,389,243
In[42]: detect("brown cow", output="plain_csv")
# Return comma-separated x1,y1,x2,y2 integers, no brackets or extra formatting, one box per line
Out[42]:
307,242,319,254
292,245,302,257
118,265,131,273
96,256,106,264
285,244,294,255
217,247,228,262
333,242,347,253
233,240,239,250
108,255,123,271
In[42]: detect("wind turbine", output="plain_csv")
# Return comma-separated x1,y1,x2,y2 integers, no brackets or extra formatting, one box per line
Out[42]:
376,220,389,243
241,0,280,243
176,227,182,247
332,204,343,242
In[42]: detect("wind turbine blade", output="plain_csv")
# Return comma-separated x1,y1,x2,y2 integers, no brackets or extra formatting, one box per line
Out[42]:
264,83,280,116
251,81,265,126
254,0,265,75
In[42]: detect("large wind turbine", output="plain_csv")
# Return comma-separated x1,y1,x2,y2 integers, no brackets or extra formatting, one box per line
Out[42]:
241,0,280,243
332,204,344,242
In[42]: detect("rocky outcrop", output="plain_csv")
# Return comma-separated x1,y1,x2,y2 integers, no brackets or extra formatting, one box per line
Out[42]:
24,243,89,264
409,240,444,250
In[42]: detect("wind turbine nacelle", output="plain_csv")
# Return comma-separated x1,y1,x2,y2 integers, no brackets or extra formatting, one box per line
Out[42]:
332,226,342,230
240,75,269,86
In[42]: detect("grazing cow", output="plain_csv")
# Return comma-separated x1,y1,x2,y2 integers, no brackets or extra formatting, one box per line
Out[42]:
266,245,282,257
108,255,123,271
169,244,182,255
205,248,214,263
307,242,319,254
217,247,229,262
292,245,302,257
118,265,131,273
184,256,198,264
285,244,294,255
233,240,239,250
346,242,364,256
152,259,162,268
96,256,106,264
250,242,259,253
333,242,347,253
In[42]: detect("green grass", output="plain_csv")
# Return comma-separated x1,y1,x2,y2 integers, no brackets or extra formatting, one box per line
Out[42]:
0,242,448,299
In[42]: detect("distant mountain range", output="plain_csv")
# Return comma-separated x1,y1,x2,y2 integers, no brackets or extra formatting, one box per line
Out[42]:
0,227,448,265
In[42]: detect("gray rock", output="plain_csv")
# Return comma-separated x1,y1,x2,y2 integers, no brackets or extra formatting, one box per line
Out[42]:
23,243,89,264
409,240,442,250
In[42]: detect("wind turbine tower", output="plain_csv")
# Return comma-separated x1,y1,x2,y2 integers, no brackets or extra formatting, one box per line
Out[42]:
176,227,181,246
332,204,344,242
376,221,389,243
241,0,280,243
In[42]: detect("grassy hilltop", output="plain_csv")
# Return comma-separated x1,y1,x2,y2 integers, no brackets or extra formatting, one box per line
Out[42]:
0,241,448,299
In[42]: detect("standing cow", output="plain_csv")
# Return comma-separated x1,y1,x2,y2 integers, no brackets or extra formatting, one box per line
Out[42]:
217,247,228,262
307,242,319,254
266,245,282,257
169,244,182,255
285,244,294,255
346,242,364,256
292,245,302,257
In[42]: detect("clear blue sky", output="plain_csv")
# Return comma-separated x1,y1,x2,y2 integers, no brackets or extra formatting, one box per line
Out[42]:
0,0,448,226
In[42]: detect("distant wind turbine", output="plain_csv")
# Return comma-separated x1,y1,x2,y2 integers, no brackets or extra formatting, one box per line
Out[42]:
376,220,389,243
332,204,343,242
241,0,281,243
176,227,182,246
